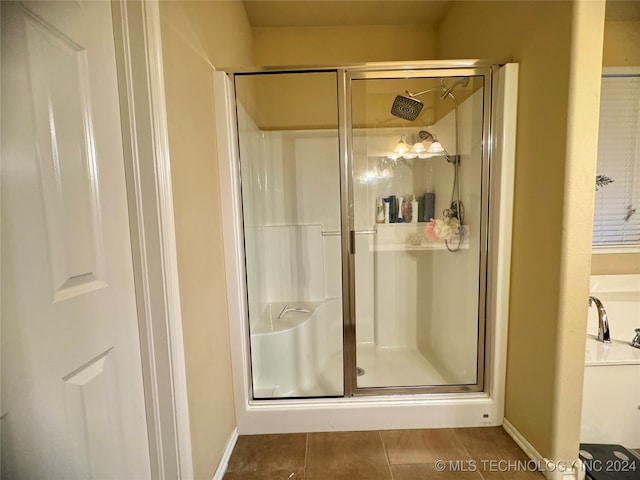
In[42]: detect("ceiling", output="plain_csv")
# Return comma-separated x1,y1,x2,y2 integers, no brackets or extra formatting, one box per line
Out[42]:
243,1,640,28
242,1,453,28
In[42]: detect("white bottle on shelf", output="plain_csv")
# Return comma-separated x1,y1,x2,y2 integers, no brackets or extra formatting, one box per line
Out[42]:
383,198,390,224
376,197,385,224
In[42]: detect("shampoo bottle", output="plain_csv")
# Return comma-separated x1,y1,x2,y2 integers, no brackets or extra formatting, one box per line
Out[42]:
384,198,390,223
423,192,435,222
418,195,425,222
376,197,385,224
389,195,397,223
411,195,418,223
402,196,410,223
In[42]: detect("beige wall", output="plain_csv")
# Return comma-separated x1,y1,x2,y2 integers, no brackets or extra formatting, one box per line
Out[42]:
251,24,438,130
592,253,640,275
591,13,640,274
159,2,253,478
438,0,604,463
553,0,606,461
602,20,640,67
243,75,473,131
254,24,436,66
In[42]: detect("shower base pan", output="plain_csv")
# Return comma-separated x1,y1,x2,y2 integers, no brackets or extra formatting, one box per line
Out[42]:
254,344,450,398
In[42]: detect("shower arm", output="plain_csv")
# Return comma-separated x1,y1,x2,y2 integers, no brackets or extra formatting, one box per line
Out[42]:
406,78,469,101
405,86,443,98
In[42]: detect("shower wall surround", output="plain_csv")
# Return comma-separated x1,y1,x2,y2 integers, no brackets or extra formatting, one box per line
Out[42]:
215,63,519,433
239,108,481,387
237,105,342,325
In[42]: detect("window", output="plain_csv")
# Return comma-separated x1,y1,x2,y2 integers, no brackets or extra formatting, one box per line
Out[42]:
592,69,640,249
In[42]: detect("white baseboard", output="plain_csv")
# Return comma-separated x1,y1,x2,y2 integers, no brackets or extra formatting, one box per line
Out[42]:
212,427,239,480
503,419,585,480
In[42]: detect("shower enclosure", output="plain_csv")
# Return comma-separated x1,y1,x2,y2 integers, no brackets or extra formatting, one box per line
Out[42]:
230,64,491,399
216,62,517,430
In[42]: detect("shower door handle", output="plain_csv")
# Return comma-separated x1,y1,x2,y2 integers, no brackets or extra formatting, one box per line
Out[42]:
350,230,356,254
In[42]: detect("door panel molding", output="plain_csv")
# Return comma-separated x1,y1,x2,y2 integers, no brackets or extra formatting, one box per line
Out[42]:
111,1,193,478
62,348,125,479
23,5,108,302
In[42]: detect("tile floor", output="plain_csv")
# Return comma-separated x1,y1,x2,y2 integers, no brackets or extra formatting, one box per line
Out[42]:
224,427,548,479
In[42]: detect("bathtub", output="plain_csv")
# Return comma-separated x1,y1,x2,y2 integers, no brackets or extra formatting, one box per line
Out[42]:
580,275,640,449
250,299,343,398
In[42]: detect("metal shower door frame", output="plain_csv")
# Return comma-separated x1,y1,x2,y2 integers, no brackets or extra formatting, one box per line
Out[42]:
338,65,493,397
227,62,494,400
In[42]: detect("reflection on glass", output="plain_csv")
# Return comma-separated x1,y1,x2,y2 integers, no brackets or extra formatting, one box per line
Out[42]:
350,76,485,389
235,72,344,398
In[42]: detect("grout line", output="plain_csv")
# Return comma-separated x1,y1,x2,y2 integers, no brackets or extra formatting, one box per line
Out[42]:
477,464,488,480
303,432,309,480
451,428,487,480
451,428,474,460
378,430,395,480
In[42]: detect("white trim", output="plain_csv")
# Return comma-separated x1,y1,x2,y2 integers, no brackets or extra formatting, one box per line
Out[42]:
592,245,640,254
502,419,546,470
112,0,193,478
213,72,254,423
487,62,519,425
212,428,239,480
503,419,585,480
142,2,193,478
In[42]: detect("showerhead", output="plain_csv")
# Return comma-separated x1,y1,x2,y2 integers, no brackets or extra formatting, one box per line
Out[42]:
390,94,424,121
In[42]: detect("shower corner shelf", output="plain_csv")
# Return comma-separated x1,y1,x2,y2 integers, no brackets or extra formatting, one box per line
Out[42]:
374,223,470,252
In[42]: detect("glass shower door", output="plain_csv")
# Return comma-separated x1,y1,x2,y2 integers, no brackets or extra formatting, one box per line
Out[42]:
234,71,344,398
347,70,491,392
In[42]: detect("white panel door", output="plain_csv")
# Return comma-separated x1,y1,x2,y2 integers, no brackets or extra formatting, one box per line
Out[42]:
1,1,151,478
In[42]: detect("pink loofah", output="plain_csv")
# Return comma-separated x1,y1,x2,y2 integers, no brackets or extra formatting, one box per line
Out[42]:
425,220,438,241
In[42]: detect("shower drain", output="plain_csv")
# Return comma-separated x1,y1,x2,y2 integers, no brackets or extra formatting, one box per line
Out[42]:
356,367,365,376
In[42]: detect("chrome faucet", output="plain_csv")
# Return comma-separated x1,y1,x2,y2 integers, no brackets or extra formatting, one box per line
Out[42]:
588,296,611,344
277,304,311,319
632,328,640,349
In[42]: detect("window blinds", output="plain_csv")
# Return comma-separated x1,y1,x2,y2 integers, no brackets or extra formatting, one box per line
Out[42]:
592,75,640,246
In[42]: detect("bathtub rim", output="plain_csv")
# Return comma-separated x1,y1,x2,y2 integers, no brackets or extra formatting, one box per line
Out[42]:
584,335,640,367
